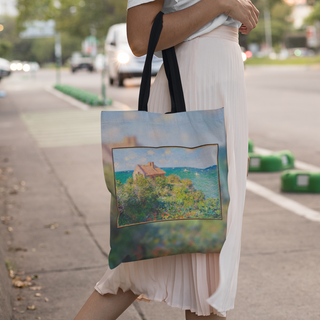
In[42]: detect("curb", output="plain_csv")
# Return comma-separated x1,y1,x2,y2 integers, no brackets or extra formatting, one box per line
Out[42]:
45,86,89,110
45,86,131,111
0,227,13,320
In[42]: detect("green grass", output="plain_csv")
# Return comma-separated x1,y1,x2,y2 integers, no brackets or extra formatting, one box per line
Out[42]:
245,55,320,65
42,63,69,70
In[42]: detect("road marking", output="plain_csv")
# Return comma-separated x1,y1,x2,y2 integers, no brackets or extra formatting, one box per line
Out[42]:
248,146,320,222
21,92,131,148
246,180,320,222
255,147,320,172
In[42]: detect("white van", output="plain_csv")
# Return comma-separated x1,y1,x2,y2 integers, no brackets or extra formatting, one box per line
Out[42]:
105,23,162,87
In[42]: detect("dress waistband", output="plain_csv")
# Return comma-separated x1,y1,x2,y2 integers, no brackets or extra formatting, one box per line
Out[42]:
197,25,239,43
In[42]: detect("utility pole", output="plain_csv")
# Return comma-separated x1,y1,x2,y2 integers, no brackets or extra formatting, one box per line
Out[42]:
55,32,62,85
101,38,112,106
264,0,273,54
100,51,112,106
101,51,107,105
2,0,8,15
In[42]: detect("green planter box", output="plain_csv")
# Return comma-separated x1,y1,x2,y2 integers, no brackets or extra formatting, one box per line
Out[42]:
272,150,295,170
248,138,254,153
54,84,106,106
249,150,295,172
281,171,320,193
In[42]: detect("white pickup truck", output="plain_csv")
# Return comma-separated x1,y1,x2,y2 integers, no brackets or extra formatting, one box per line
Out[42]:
70,52,94,73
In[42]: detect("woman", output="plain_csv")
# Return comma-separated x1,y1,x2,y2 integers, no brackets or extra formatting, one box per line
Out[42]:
74,0,259,319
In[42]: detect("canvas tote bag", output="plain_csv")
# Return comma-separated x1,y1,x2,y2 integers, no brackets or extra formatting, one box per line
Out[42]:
101,11,230,269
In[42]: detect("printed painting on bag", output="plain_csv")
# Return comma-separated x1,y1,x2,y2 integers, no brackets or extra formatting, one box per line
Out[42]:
112,145,222,228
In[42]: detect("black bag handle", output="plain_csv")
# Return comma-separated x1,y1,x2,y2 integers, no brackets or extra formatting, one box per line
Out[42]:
138,11,186,113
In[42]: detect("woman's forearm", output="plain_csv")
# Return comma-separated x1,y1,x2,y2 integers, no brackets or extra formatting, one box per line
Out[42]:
127,0,227,57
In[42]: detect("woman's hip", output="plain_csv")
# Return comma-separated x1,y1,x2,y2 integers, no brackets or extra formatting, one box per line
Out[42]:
174,25,243,81
149,26,246,113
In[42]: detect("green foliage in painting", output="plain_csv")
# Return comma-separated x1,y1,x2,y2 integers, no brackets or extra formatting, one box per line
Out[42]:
115,173,221,227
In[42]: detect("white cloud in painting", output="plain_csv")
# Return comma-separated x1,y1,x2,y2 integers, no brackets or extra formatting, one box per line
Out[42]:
125,157,130,161
147,150,155,155
174,160,179,164
114,162,119,169
159,159,168,164
162,149,172,156
139,158,147,163
128,152,137,160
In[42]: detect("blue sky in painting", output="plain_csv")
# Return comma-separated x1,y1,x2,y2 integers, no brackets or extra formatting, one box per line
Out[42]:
112,145,218,172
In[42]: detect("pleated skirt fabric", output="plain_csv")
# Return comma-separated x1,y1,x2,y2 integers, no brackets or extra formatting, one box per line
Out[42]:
95,25,248,317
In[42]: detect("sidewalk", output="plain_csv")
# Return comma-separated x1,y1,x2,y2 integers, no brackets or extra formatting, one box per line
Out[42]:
0,87,184,320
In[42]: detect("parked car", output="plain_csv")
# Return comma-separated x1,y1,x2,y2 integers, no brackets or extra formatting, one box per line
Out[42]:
10,61,40,73
94,53,105,72
105,23,162,87
70,52,94,73
28,62,40,72
10,60,23,71
0,58,11,80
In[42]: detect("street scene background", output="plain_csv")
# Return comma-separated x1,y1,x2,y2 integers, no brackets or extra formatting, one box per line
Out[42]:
1,0,320,319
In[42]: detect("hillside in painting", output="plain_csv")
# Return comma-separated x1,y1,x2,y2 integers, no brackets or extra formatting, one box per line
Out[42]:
115,165,221,227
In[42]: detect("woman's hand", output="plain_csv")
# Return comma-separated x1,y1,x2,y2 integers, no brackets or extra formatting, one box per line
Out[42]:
220,0,259,35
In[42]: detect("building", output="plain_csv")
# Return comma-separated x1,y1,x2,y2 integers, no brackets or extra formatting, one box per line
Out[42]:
0,0,18,16
133,162,166,181
284,0,313,29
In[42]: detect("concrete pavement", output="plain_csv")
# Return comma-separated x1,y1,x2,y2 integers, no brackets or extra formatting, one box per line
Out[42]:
0,85,184,320
1,68,320,319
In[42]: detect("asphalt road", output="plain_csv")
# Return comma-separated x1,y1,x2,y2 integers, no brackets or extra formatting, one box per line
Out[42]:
1,65,320,320
5,66,320,167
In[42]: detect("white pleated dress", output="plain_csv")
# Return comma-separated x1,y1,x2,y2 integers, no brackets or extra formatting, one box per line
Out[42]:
95,17,248,319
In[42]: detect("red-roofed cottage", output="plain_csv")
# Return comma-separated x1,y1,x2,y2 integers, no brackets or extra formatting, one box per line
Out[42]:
133,162,166,181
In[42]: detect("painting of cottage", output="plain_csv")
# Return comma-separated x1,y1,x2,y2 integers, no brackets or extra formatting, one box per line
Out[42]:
112,145,222,228
133,162,166,181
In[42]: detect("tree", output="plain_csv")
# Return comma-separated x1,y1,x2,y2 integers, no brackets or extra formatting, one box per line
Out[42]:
0,16,17,59
0,40,12,58
0,15,81,63
16,0,127,43
304,1,320,24
307,0,320,6
246,0,294,46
